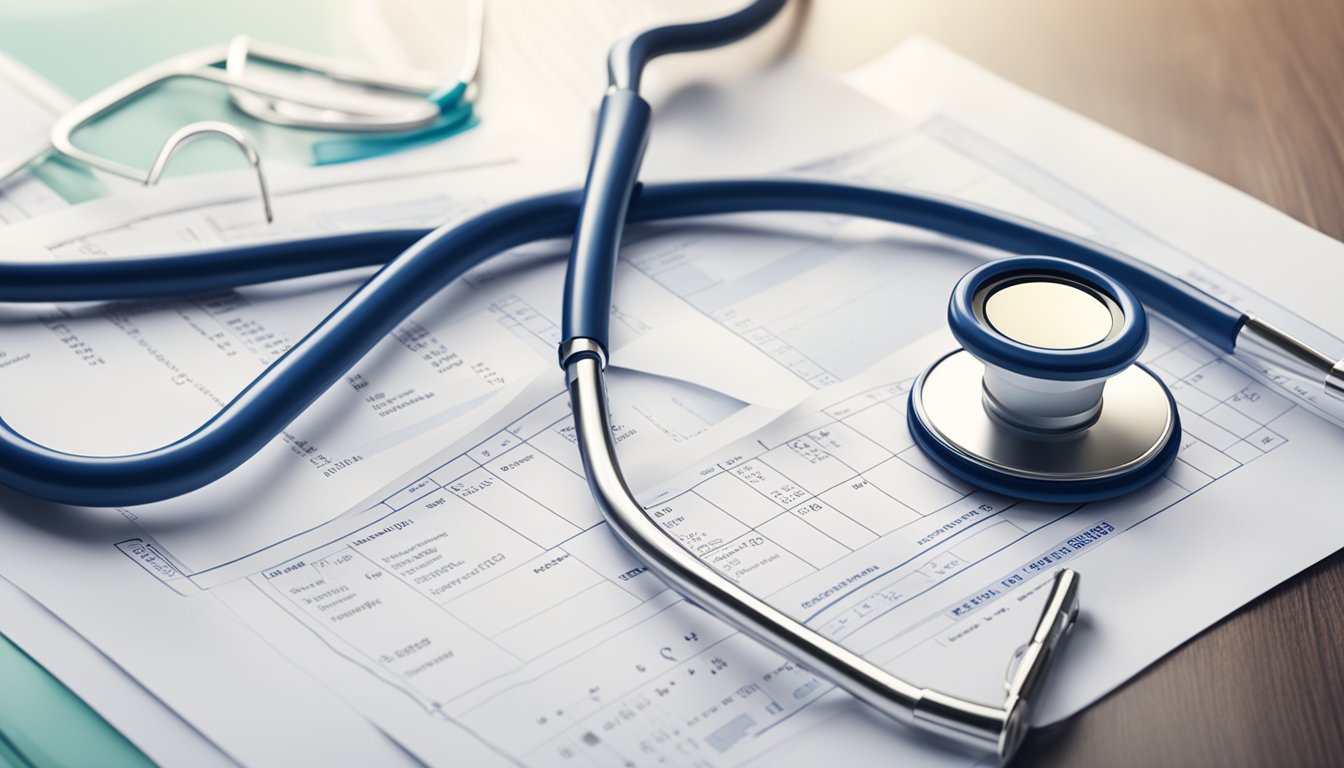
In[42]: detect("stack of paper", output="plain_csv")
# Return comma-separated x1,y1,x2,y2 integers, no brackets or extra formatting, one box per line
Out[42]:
0,29,1340,768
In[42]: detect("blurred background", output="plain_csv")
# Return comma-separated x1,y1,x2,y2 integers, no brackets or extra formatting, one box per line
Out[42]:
1,0,1340,235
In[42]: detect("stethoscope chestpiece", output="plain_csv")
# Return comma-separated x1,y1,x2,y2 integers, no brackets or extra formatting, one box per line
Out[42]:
909,256,1182,503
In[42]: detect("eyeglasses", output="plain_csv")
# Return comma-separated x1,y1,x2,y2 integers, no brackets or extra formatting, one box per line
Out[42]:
1,0,484,223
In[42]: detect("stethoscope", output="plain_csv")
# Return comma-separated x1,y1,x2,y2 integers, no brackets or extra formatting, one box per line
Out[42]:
0,0,485,202
3,0,1342,762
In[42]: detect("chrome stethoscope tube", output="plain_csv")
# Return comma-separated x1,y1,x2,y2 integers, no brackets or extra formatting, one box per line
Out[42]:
565,340,1081,759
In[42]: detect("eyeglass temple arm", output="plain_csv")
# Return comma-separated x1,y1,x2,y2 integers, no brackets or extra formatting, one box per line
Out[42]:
145,121,272,224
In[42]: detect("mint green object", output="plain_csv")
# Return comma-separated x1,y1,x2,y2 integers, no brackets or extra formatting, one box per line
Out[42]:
0,0,476,199
312,99,476,165
0,633,151,768
429,80,469,111
0,0,340,187
29,158,111,205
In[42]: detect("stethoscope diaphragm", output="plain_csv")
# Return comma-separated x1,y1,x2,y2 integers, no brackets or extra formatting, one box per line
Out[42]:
908,256,1182,501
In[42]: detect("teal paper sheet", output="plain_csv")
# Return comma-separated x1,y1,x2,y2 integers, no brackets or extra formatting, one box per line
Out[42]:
0,633,151,768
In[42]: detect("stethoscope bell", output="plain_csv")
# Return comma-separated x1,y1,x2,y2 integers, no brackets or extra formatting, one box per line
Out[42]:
909,256,1182,502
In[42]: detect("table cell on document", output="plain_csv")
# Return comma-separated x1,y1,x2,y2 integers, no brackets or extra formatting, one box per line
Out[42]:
1204,402,1260,438
457,600,737,757
1177,406,1240,451
426,454,480,488
1176,435,1240,478
896,444,975,495
789,498,877,550
494,581,643,660
648,492,750,556
948,520,1023,563
1151,345,1205,379
562,525,668,600
1245,426,1287,452
1225,382,1294,424
1184,359,1252,401
863,457,966,515
820,477,921,535
446,467,582,549
1165,458,1214,492
266,549,520,702
1168,379,1220,414
758,437,859,495
445,550,606,638
693,471,785,528
805,421,890,472
822,382,907,421
730,460,812,508
504,392,573,443
758,512,850,568
1223,439,1264,465
351,494,545,603
468,430,524,464
707,531,815,595
527,423,587,477
484,446,601,529
839,402,913,454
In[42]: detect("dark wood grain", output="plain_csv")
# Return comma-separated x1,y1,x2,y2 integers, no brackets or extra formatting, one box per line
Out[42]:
823,1,1344,765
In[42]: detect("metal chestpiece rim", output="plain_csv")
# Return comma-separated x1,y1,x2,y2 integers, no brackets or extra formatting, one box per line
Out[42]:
911,256,1181,502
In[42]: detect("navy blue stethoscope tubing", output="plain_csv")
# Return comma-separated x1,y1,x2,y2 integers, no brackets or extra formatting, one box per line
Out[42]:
0,179,1244,507
563,0,784,354
608,0,788,91
0,229,424,303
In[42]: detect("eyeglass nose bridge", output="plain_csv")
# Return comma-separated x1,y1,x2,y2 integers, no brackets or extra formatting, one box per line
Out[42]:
223,36,447,133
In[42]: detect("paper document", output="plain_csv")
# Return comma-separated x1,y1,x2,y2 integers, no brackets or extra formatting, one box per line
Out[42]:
0,60,898,766
0,51,66,183
205,44,1341,765
0,577,233,767
187,303,1342,766
0,39,1341,768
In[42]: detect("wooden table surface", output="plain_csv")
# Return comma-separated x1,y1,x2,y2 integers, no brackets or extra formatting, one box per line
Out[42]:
793,1,1344,765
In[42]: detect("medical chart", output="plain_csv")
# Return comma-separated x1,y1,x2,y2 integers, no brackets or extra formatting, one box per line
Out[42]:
90,60,1344,768
0,127,780,573
0,40,1342,768
173,300,1332,768
0,56,68,226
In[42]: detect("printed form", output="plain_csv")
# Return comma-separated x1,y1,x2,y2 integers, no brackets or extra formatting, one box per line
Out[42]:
200,313,1336,766
101,46,1344,766
0,41,1342,767
0,120,823,574
0,64,241,766
0,60,899,766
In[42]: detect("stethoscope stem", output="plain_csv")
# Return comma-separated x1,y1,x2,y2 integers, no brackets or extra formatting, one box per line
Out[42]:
1238,315,1344,399
566,352,1083,761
